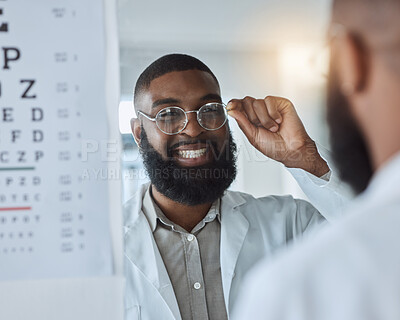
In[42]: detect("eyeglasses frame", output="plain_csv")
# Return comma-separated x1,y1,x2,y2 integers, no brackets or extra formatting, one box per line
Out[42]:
136,102,228,135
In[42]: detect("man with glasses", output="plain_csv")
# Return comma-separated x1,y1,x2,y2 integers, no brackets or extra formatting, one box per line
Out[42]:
124,54,348,320
233,0,400,319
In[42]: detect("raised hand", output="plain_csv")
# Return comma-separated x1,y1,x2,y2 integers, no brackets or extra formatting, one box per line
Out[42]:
227,96,329,177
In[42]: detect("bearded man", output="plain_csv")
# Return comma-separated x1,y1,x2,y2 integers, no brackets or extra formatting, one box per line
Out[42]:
124,54,348,320
233,0,400,319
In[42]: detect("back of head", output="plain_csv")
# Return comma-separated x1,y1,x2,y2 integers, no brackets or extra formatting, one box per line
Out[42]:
332,0,400,75
133,54,219,109
327,0,400,190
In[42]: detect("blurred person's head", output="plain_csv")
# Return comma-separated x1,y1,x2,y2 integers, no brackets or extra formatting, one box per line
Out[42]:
131,54,237,205
327,0,400,194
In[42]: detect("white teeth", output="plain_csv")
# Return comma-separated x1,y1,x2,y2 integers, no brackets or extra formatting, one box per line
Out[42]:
178,148,207,159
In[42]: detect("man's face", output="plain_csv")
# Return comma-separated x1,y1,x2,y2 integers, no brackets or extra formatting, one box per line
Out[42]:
327,39,373,194
138,70,229,164
136,70,237,205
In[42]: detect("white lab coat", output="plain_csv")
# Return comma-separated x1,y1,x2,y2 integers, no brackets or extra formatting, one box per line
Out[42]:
123,161,350,320
233,153,400,320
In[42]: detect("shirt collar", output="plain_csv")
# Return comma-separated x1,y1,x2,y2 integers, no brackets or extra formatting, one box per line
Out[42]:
366,150,400,197
141,184,221,233
142,185,158,232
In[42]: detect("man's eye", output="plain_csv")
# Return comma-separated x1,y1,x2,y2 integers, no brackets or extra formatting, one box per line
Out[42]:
159,110,180,119
161,111,178,117
202,106,218,113
201,105,224,116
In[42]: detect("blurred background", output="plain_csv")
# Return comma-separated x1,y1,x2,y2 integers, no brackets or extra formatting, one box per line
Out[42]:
117,0,332,202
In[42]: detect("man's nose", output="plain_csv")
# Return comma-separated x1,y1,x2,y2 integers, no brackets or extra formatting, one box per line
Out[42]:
181,112,205,137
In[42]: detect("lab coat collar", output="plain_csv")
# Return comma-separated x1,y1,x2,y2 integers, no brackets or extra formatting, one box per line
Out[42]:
124,182,249,319
124,182,182,320
219,191,249,316
342,151,400,222
366,151,400,199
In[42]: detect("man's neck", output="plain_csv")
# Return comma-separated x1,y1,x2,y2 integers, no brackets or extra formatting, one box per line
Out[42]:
363,105,400,173
150,185,213,232
361,62,400,172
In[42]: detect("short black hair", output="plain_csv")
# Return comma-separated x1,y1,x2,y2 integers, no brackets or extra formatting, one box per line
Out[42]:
133,54,219,108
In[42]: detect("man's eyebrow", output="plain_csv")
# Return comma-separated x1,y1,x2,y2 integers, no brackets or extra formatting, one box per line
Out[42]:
152,98,180,109
201,93,222,102
151,94,222,109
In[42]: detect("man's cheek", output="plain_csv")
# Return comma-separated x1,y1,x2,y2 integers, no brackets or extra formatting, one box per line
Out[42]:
148,135,166,153
161,142,175,160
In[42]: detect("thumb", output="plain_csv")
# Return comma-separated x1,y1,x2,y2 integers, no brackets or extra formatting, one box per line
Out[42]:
228,109,257,142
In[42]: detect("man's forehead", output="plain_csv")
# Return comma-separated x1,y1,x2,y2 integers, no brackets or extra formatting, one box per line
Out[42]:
139,70,220,111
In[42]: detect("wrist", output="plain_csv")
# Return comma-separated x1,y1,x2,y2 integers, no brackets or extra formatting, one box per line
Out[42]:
283,140,329,177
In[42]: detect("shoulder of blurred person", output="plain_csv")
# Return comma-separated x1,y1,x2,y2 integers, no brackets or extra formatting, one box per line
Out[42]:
233,152,400,320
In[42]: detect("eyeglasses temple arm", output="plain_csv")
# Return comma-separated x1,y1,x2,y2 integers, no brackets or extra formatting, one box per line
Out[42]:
137,111,156,122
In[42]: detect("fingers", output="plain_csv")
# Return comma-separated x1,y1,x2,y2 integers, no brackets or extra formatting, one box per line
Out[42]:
242,96,259,125
226,99,257,142
264,96,283,124
227,96,281,133
253,99,279,132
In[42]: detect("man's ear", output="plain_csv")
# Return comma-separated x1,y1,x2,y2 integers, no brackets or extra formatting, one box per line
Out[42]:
336,32,367,95
130,118,141,148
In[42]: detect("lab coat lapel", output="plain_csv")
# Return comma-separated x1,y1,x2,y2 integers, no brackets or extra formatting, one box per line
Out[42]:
220,191,249,315
124,184,182,320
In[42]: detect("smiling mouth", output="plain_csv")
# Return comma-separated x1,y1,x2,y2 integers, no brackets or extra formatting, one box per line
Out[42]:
177,148,207,159
170,143,214,166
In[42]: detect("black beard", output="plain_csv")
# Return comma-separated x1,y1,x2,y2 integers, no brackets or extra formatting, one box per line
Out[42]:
327,66,373,194
139,128,237,205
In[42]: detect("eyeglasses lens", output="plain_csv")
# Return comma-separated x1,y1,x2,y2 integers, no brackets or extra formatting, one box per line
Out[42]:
155,104,227,134
198,103,226,130
156,107,186,134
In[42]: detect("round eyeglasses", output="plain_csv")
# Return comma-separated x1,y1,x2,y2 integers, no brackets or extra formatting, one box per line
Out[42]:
137,103,228,135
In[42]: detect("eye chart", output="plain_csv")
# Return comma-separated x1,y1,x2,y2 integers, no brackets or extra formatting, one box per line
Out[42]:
0,1,113,280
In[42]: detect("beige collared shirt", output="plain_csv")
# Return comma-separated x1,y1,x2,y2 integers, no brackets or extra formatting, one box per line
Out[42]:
142,185,228,320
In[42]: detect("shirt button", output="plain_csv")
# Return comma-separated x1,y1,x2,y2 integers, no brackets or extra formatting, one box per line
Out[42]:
187,234,195,242
193,282,201,290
